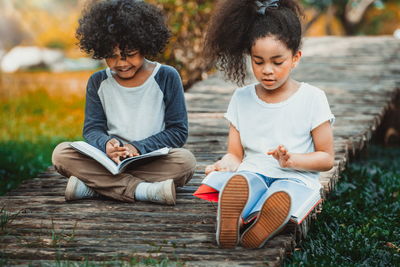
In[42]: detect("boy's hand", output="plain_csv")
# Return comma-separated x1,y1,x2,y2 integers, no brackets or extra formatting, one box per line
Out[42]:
267,145,293,168
123,144,140,157
106,138,129,164
205,154,241,175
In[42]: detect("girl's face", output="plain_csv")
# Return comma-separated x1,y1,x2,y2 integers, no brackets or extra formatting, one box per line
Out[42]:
105,47,145,80
250,35,301,91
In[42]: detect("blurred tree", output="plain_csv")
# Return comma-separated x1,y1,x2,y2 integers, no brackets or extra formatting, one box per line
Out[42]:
2,0,399,88
0,0,82,51
148,0,214,89
302,0,399,35
0,0,30,49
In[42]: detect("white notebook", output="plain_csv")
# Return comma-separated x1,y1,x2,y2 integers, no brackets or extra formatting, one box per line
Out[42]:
70,141,170,175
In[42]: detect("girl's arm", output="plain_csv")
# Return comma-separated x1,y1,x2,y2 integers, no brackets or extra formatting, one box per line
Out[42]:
205,124,244,174
268,121,334,172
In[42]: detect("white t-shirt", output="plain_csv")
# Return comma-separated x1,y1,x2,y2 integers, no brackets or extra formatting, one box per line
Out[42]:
100,63,165,143
224,82,335,184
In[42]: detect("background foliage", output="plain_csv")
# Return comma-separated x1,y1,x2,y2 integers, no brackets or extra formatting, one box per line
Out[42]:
146,0,400,87
1,0,399,88
0,72,87,195
285,145,400,266
302,0,400,35
149,0,214,89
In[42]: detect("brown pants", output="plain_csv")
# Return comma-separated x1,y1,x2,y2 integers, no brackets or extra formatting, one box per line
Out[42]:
52,142,196,202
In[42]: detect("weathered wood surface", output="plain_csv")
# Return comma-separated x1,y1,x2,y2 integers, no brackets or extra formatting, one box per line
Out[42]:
1,37,400,266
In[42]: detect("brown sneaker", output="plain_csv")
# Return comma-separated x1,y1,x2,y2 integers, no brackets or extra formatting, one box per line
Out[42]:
216,175,249,248
240,191,291,249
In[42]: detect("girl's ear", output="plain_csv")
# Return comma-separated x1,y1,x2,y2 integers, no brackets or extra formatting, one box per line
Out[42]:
292,50,302,68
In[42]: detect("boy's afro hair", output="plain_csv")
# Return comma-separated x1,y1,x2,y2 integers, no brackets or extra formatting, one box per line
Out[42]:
76,0,171,59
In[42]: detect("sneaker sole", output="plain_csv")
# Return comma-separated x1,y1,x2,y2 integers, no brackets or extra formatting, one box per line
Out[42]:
65,176,78,201
241,191,291,249
217,175,249,248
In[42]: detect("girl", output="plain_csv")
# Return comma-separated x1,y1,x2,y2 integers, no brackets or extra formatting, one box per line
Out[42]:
203,0,335,248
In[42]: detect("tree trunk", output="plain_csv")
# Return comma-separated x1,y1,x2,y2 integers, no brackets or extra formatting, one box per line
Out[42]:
345,0,375,24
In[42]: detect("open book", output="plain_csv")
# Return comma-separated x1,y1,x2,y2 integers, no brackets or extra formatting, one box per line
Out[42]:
194,171,322,224
70,141,170,175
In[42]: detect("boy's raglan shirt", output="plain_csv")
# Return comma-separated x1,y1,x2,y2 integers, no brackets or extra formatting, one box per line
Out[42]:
83,62,188,154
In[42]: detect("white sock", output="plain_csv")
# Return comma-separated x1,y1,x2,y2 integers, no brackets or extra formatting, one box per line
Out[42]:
135,182,151,201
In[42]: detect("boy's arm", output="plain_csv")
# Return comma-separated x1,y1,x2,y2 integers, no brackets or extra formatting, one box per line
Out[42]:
83,73,113,153
129,66,188,154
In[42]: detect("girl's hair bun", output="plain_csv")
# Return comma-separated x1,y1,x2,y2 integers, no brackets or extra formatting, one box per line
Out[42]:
255,0,280,15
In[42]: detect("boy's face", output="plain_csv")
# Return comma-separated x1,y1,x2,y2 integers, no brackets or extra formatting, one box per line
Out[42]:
105,47,145,80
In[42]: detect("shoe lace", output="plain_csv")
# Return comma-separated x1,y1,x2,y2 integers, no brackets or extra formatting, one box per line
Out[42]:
77,181,95,197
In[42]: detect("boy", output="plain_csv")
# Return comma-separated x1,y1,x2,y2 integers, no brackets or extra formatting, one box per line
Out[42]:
52,0,196,205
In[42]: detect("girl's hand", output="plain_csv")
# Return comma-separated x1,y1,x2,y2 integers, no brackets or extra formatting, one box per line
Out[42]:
205,163,218,175
267,145,293,168
205,154,241,175
106,138,129,164
205,160,230,175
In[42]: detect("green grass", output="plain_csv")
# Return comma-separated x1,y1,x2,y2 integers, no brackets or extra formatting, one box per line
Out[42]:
0,206,21,233
0,88,84,142
0,138,70,195
285,145,400,267
0,87,84,195
0,256,183,267
52,257,184,267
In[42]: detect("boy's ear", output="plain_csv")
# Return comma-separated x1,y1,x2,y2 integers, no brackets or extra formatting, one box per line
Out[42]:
292,50,302,68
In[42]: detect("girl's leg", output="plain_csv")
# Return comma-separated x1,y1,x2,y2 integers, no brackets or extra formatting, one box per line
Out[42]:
52,142,196,202
240,178,304,248
240,190,291,248
216,172,267,248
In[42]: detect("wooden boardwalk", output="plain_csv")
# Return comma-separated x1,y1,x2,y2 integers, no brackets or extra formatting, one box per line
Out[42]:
1,37,400,266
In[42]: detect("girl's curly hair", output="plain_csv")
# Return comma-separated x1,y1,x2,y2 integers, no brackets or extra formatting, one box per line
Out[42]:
76,0,171,59
204,0,304,85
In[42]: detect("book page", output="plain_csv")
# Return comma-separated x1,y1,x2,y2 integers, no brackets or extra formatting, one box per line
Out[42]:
249,179,321,224
70,141,118,174
118,147,170,172
70,142,170,175
201,171,235,191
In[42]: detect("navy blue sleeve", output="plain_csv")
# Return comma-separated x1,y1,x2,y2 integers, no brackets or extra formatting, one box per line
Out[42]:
82,70,113,153
130,65,188,154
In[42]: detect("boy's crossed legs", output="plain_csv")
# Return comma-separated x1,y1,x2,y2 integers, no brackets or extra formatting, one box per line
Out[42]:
52,142,196,205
